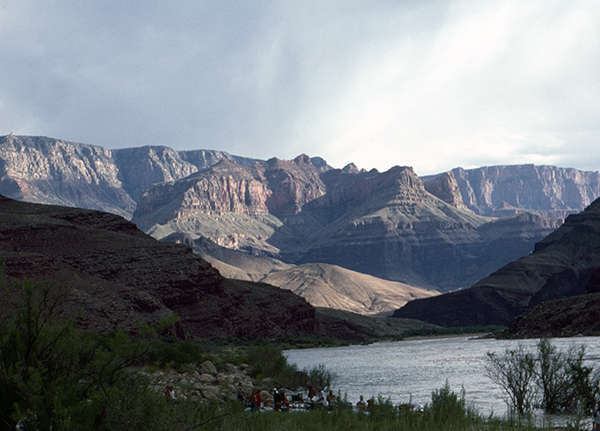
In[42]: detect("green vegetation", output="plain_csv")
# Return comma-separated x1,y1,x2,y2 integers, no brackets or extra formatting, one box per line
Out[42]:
198,385,553,431
485,338,600,416
0,275,586,430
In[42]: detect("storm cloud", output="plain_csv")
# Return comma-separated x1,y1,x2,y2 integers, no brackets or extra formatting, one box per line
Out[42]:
1,0,599,174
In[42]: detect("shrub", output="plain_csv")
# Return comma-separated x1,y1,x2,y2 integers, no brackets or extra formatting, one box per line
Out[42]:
485,345,537,415
487,340,600,416
536,338,569,413
429,380,467,421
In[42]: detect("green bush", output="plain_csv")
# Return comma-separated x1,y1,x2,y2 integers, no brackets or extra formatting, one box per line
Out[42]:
0,277,207,430
487,339,600,416
429,380,467,421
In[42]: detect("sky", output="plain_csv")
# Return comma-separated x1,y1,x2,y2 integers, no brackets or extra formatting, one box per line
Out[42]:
0,1,599,175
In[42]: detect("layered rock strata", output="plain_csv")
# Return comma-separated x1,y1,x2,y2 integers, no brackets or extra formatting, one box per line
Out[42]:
2,135,595,295
424,165,600,219
394,198,600,326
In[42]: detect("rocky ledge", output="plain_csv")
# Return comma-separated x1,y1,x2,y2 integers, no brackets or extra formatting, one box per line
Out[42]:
140,360,284,407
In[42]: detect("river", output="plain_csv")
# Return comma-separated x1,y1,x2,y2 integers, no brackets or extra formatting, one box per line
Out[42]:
284,335,600,420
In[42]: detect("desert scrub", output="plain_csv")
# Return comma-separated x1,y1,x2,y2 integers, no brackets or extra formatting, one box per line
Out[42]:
243,345,334,390
198,392,551,431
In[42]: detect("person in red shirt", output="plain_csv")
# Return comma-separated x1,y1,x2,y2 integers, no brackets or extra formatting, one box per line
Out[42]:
250,389,262,412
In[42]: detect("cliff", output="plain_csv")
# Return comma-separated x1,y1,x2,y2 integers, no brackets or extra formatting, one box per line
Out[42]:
0,135,258,219
394,198,600,326
134,159,560,291
2,135,595,295
424,165,600,219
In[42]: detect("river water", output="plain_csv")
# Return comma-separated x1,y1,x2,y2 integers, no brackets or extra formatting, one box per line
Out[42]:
284,336,600,419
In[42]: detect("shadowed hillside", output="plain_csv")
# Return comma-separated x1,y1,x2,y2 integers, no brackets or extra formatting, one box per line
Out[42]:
394,198,600,327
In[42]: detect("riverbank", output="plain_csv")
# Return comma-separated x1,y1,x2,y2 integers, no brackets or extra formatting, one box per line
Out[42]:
173,386,577,431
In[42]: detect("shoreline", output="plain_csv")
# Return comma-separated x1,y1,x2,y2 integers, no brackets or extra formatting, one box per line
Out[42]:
398,332,491,342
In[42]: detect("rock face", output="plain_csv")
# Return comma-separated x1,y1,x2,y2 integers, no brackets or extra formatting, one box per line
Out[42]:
0,135,258,219
424,165,600,219
0,134,135,218
133,155,328,254
394,198,600,326
2,135,596,294
0,195,318,339
134,160,561,291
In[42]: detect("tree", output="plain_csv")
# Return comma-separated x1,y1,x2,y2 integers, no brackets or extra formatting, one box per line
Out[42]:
485,345,536,415
536,338,569,413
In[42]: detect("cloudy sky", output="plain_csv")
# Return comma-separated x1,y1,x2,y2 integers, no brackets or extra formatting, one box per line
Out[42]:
0,1,599,175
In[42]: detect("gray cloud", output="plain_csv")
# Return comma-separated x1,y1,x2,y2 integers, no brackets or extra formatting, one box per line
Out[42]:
0,0,599,175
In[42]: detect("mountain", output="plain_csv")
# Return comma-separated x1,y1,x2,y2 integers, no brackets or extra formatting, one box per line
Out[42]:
504,292,600,338
2,134,595,294
261,263,437,315
0,134,135,218
0,194,440,342
162,234,437,315
135,158,559,290
0,195,318,338
393,198,600,326
0,134,258,219
424,165,600,219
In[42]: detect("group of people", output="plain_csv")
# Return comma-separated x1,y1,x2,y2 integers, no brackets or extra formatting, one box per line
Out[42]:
235,384,600,426
307,387,340,410
239,386,292,411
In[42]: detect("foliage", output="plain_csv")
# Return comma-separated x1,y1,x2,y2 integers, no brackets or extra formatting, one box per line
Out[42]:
536,338,569,413
485,345,537,415
561,344,599,413
0,276,203,430
244,345,334,391
429,380,467,421
486,339,600,416
146,338,207,369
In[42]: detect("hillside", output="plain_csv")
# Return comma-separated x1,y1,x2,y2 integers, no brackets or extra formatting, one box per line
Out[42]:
0,194,438,342
262,263,437,315
394,198,600,326
164,234,436,315
0,195,317,338
504,292,600,338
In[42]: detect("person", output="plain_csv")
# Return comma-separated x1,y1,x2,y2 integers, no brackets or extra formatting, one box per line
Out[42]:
356,395,367,410
273,388,282,411
327,390,336,410
280,390,290,411
367,397,374,412
250,389,262,412
594,403,600,431
164,384,176,402
318,390,328,408
308,387,318,408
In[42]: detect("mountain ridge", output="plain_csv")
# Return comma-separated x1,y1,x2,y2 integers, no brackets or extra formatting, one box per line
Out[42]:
1,134,594,294
393,197,600,326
